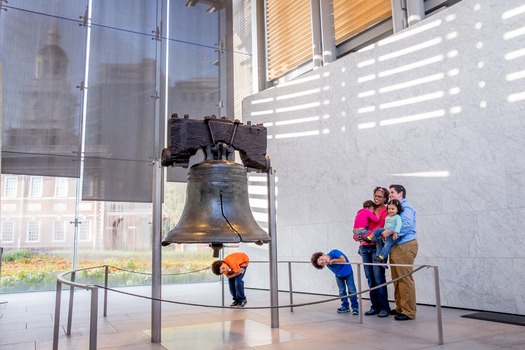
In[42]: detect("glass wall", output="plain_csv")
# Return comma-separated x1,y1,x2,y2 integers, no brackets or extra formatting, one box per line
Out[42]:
0,0,225,293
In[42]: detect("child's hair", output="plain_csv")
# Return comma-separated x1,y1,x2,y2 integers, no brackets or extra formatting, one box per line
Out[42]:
363,200,375,209
387,199,403,214
211,260,224,275
310,252,324,269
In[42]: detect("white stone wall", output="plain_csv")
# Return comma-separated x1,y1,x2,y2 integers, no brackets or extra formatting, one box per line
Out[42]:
242,0,525,314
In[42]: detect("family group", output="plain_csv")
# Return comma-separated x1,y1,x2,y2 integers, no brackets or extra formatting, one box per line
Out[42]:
312,184,418,321
210,184,418,322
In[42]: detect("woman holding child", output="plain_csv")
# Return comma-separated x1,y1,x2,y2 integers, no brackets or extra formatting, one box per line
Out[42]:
353,186,391,317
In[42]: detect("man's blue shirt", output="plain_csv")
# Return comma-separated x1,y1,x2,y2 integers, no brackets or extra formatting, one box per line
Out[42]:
396,198,417,245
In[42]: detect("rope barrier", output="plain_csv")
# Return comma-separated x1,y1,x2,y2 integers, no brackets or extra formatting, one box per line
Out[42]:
87,264,429,310
107,265,211,276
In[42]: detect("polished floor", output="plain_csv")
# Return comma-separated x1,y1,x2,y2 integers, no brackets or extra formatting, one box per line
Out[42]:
0,283,524,349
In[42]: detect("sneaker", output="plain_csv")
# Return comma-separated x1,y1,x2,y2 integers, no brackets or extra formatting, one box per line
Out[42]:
230,300,240,307
378,310,389,317
337,307,350,313
351,310,359,315
373,255,386,263
238,299,247,307
359,234,372,242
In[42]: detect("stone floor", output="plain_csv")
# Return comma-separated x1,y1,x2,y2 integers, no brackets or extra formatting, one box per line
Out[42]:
0,283,524,349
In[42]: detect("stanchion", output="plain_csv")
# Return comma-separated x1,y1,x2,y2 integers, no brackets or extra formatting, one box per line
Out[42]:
0,247,7,305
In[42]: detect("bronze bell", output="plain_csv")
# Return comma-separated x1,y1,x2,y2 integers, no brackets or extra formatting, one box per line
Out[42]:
162,159,270,254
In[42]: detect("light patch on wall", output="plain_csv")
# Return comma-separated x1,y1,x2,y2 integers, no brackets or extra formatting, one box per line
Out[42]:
275,102,320,113
378,37,442,62
506,70,525,81
389,171,450,177
358,90,376,98
447,50,459,58
505,48,525,60
446,31,458,40
358,106,376,114
357,58,375,68
502,4,525,20
357,74,376,83
274,130,320,139
504,26,525,41
379,91,444,110
251,97,274,104
379,109,445,126
278,74,320,87
275,116,319,126
379,73,444,93
450,106,462,114
251,109,273,116
248,198,267,209
378,55,444,78
445,14,456,22
248,185,268,195
357,44,375,52
358,122,376,129
508,91,525,102
322,129,329,134
378,19,442,47
448,68,460,76
276,88,321,100
449,87,460,95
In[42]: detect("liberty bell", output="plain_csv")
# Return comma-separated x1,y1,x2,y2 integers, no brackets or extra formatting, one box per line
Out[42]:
161,115,271,256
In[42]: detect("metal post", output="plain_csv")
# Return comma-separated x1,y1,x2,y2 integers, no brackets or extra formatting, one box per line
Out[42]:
52,280,62,350
310,0,323,68
151,160,163,343
406,0,425,26
357,264,363,323
66,271,76,335
221,248,225,306
390,0,407,33
89,287,98,350
288,262,293,312
434,266,444,345
319,0,336,64
253,0,268,92
267,167,279,328
0,247,6,305
104,265,108,317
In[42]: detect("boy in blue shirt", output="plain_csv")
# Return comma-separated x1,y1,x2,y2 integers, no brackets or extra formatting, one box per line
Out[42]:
311,250,359,314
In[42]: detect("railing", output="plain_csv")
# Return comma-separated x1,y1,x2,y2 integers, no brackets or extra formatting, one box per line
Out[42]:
53,261,443,350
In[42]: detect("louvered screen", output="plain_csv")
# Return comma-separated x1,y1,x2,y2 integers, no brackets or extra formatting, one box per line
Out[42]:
333,0,392,45
266,0,312,81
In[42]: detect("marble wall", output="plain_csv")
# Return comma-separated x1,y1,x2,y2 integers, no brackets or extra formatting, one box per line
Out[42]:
242,0,525,314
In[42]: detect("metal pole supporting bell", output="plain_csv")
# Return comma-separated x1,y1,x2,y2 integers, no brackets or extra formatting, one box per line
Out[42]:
161,159,270,251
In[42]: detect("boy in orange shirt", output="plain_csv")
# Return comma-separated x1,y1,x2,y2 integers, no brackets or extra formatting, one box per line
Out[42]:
212,252,250,307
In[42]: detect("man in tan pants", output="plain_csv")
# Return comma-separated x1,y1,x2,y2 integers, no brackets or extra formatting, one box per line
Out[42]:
382,184,418,320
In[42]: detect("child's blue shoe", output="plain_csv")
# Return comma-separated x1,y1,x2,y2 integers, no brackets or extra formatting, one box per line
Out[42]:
337,307,350,313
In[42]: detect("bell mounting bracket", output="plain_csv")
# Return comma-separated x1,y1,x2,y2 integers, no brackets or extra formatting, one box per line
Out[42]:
161,114,270,172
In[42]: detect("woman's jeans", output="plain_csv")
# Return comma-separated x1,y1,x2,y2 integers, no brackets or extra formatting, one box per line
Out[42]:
360,245,390,312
